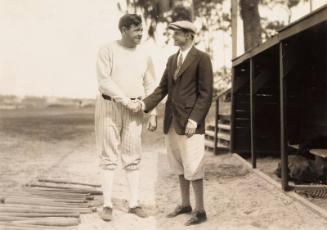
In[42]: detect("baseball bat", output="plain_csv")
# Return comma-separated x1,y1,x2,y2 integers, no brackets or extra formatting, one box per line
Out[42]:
13,217,80,226
1,195,88,204
25,183,102,195
0,215,26,221
22,188,94,199
0,222,78,230
1,191,90,200
0,212,79,218
38,178,101,188
0,204,95,214
3,197,91,208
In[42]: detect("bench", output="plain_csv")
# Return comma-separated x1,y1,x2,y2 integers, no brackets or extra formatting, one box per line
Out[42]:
289,144,327,159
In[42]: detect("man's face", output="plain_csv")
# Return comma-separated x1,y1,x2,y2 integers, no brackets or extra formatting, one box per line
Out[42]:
123,24,143,45
172,30,188,47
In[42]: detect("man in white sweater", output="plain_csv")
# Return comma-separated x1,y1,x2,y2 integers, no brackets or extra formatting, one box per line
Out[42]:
95,14,157,221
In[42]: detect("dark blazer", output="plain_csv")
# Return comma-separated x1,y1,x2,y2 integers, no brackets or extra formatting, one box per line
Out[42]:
143,46,213,135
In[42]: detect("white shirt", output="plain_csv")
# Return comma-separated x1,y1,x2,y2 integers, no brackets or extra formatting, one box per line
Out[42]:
178,45,192,65
96,41,156,115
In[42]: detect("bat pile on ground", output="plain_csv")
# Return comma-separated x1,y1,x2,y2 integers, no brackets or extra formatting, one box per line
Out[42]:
0,178,103,230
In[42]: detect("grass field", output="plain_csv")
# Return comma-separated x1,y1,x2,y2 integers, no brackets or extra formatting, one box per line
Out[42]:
0,107,97,193
0,107,95,142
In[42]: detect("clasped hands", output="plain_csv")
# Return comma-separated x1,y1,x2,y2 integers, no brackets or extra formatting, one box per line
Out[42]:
126,99,143,113
126,99,157,132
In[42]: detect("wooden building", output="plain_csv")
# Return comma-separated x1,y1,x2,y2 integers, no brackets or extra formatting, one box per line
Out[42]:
231,5,327,191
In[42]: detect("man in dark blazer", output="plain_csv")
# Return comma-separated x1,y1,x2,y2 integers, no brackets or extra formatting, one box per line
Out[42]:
140,20,213,225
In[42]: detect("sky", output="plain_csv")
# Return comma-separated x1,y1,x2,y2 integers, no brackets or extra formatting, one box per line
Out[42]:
0,0,122,98
0,0,326,98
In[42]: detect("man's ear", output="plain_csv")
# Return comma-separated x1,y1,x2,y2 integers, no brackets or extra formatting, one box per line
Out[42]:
188,32,194,41
121,26,127,34
186,32,192,40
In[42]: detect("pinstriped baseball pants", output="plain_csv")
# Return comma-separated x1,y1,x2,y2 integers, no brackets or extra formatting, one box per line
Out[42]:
95,95,143,171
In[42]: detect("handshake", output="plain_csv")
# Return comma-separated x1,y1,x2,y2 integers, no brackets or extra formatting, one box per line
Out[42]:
126,99,143,113
125,99,157,132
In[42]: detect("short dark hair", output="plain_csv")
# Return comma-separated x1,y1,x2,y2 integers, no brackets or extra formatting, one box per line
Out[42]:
118,14,142,32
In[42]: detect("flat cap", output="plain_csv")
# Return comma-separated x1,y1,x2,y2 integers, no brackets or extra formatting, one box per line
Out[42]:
168,20,197,34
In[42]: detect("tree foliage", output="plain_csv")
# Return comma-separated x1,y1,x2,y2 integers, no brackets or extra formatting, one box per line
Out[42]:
118,0,230,56
260,0,305,40
119,0,307,50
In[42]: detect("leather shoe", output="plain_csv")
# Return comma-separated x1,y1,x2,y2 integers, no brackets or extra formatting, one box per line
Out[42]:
99,206,113,221
128,206,148,218
166,205,192,218
185,211,207,226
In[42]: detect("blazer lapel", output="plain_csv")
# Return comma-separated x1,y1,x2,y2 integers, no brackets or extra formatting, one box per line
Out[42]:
175,47,197,79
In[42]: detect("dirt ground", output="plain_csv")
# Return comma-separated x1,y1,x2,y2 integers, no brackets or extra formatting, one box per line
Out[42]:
1,107,327,230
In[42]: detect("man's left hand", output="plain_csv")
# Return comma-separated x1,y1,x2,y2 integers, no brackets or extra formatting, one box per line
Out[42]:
147,115,157,132
185,120,197,138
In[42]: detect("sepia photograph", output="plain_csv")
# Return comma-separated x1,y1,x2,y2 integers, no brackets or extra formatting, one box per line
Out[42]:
0,0,326,229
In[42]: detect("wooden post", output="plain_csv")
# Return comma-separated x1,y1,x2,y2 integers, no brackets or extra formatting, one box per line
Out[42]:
231,0,238,59
279,42,289,191
230,68,235,153
250,58,256,168
214,98,219,155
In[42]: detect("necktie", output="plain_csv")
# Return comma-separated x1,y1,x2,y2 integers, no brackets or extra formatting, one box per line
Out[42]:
174,53,183,80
